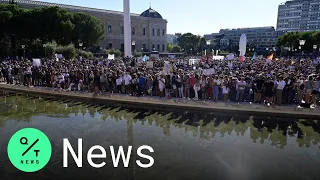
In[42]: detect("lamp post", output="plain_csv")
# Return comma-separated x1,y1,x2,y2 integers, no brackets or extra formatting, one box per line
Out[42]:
79,42,83,52
43,44,46,58
206,40,210,55
131,41,136,52
299,39,306,56
266,47,269,56
21,45,25,59
313,45,317,50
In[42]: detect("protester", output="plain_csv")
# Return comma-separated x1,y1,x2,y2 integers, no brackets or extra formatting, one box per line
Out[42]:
1,55,319,108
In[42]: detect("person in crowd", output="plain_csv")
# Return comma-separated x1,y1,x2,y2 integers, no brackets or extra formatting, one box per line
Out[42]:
213,75,220,101
1,56,319,108
254,75,264,104
305,75,314,104
236,77,247,102
275,76,286,106
264,77,275,106
157,74,164,97
311,76,320,107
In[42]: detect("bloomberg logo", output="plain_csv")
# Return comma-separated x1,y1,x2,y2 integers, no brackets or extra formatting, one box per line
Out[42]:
63,139,154,168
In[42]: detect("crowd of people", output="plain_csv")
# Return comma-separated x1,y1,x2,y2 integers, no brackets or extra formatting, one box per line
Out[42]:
1,55,320,108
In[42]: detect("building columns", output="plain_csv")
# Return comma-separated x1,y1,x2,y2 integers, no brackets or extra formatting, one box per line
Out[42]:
123,0,132,57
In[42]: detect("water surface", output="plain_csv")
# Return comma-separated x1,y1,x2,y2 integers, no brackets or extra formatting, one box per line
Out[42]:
0,95,319,180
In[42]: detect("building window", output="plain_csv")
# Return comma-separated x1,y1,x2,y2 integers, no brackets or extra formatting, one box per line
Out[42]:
157,29,160,36
152,28,155,36
143,27,146,36
162,44,165,51
108,43,113,49
132,27,135,35
120,26,124,35
162,29,165,36
152,44,155,50
157,44,160,50
108,25,112,34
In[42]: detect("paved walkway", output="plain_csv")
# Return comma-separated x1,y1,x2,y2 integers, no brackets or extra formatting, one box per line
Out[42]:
0,84,319,118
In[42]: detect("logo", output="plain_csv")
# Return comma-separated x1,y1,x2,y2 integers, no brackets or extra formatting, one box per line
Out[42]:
7,128,52,172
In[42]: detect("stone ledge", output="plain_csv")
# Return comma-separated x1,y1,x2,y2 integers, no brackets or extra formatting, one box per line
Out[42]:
0,84,319,118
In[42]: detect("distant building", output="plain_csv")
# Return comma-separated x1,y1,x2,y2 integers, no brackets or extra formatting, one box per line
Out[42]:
204,27,285,54
0,0,168,52
277,0,320,32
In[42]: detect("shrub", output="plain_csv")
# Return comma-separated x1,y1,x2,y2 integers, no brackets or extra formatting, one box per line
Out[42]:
56,44,77,60
77,49,94,59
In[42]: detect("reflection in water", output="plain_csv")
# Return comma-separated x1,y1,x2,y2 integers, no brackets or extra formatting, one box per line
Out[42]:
0,95,319,150
0,95,320,180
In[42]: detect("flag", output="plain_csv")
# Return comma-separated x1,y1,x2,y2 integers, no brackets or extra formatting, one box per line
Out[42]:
252,52,256,60
239,56,245,63
143,55,148,62
266,53,274,60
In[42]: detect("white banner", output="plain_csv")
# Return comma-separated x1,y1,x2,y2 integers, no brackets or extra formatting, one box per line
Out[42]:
32,59,41,67
212,56,224,60
203,68,215,76
147,61,154,68
227,53,235,60
108,54,115,60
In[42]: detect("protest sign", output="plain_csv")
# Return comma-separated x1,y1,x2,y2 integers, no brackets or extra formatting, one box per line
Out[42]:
146,61,154,69
32,59,41,67
203,68,215,76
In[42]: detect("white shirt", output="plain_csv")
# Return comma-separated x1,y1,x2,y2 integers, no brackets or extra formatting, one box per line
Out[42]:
214,79,221,86
159,78,165,90
116,77,122,86
123,75,132,85
277,80,286,90
237,80,247,90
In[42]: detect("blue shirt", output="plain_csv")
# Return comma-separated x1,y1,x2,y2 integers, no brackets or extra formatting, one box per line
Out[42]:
138,77,146,88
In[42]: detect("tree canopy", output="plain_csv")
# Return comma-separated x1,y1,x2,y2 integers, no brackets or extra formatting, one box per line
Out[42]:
276,31,320,53
177,33,206,55
0,4,105,57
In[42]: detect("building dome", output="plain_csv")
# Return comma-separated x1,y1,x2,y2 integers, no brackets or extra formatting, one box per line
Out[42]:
140,8,163,19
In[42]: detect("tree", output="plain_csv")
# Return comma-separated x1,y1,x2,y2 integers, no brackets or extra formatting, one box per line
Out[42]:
167,42,172,52
0,4,106,57
170,45,181,53
177,33,200,54
72,12,105,47
277,31,320,53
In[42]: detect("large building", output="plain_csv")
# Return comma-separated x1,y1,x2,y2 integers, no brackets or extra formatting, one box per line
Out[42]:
277,0,320,32
204,27,285,54
0,0,168,52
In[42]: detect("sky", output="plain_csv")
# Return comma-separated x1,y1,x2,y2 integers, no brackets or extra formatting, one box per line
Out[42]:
37,0,283,36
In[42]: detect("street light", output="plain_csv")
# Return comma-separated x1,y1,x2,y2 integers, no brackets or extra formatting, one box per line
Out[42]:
132,41,136,51
299,40,306,46
313,45,317,50
79,42,83,47
299,39,306,56
21,45,26,59
43,44,47,58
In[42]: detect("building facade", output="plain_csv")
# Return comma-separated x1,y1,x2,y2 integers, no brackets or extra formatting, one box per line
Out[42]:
277,0,320,32
0,0,168,52
204,27,285,54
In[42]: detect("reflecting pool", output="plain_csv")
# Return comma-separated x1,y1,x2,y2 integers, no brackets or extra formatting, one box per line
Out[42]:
0,95,319,180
